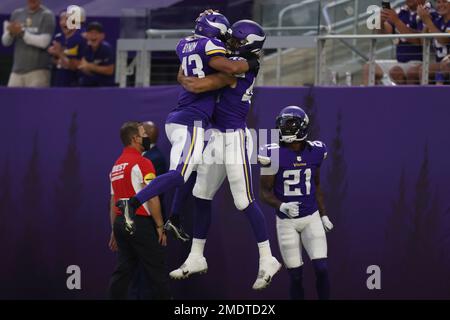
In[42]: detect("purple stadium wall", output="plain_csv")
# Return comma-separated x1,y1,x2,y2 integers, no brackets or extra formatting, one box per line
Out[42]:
0,86,449,299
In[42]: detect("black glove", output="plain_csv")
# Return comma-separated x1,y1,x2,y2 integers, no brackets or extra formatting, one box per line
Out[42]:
247,56,260,74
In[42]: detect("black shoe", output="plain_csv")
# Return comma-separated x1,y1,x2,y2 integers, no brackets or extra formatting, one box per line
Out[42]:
164,218,190,242
116,199,137,235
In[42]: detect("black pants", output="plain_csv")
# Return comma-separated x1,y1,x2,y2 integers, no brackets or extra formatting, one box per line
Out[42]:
109,215,171,300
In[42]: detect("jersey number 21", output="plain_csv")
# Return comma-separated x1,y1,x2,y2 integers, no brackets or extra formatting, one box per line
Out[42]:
283,169,312,196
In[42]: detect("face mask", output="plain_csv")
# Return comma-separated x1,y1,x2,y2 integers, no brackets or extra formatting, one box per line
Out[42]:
142,137,151,151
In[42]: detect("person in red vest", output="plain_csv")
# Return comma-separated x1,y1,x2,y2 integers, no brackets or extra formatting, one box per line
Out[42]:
108,121,171,300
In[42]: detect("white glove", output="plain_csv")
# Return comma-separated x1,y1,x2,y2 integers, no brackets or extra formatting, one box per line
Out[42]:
321,215,333,232
279,202,300,218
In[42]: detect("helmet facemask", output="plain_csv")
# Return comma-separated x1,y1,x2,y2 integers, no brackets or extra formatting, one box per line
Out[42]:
276,116,309,143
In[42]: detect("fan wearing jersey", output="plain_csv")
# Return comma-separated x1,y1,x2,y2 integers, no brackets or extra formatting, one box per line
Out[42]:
115,12,260,232
169,20,281,290
259,106,333,300
417,0,450,83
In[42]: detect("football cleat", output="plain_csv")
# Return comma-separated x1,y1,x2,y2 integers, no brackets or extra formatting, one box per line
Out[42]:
164,218,191,242
116,199,136,235
169,255,208,279
252,256,282,290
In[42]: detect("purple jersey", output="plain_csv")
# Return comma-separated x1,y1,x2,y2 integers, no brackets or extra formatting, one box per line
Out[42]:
52,29,86,87
431,15,450,62
168,35,227,127
213,56,256,131
391,6,423,62
259,141,327,219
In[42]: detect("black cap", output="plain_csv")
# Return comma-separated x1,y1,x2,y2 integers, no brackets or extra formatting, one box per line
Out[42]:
87,21,104,33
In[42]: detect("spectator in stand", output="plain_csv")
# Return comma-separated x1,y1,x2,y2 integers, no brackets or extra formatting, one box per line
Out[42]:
48,10,87,87
78,21,115,87
412,0,450,84
1,0,55,87
363,0,427,85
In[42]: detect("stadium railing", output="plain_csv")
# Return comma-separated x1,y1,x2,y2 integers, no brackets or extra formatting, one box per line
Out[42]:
316,33,450,86
116,27,322,88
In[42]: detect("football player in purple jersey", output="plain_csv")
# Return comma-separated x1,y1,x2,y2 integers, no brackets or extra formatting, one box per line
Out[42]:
258,106,333,300
115,12,260,233
169,20,282,290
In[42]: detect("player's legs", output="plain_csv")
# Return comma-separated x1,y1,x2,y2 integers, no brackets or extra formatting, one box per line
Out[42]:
133,123,204,205
276,216,305,299
192,130,227,205
164,171,197,242
170,135,227,279
300,211,330,300
169,171,197,220
225,129,281,289
225,129,269,243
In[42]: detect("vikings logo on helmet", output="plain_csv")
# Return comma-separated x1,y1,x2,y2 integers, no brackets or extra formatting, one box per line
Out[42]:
195,12,230,41
276,106,310,143
227,19,266,55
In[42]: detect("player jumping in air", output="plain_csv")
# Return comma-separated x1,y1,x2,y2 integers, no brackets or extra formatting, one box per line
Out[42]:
116,12,260,233
169,19,282,290
259,106,333,299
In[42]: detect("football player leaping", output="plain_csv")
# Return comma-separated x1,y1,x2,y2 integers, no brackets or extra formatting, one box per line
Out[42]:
115,12,260,232
169,20,282,290
259,106,333,300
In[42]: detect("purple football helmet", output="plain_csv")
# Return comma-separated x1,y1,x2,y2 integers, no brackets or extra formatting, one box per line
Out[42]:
276,106,309,143
195,12,230,41
226,19,266,55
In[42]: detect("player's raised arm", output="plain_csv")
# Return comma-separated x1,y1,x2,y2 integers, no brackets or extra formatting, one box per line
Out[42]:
208,55,255,75
178,71,236,93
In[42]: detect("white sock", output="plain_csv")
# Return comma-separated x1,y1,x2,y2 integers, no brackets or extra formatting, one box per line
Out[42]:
258,240,272,260
190,238,206,257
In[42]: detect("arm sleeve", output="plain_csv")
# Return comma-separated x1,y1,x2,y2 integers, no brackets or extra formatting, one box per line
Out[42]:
22,11,55,49
23,31,52,49
139,158,156,185
2,17,14,47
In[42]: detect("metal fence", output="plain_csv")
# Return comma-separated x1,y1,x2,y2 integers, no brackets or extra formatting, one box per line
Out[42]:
115,28,317,87
316,33,450,86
